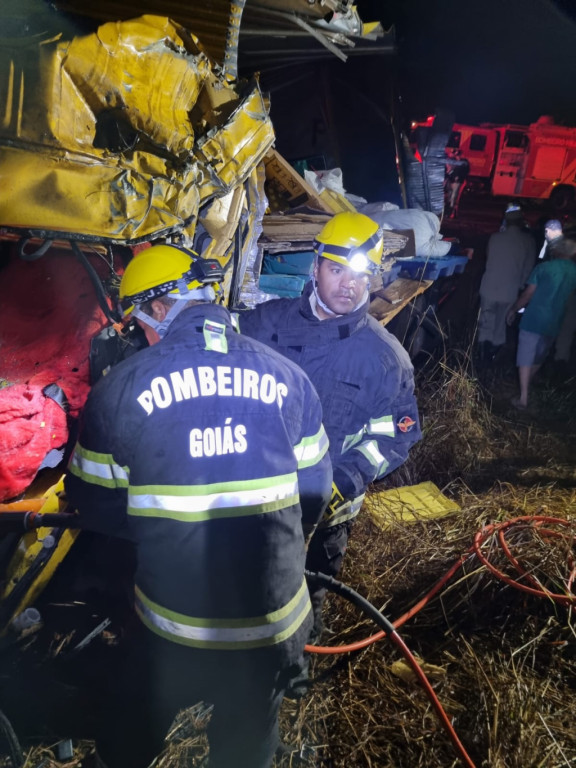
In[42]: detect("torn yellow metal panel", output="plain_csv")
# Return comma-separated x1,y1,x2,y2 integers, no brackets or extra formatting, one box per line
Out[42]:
52,16,211,156
195,185,247,298
194,83,275,202
0,145,202,241
200,186,246,263
0,476,79,635
0,15,275,244
0,17,210,153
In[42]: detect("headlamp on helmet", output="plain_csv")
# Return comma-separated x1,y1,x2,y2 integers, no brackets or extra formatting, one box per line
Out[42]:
348,251,370,273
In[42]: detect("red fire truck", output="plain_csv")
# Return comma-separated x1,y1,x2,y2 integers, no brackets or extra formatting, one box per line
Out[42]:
412,115,576,208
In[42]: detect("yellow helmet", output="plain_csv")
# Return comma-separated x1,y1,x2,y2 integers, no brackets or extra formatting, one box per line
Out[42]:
314,212,384,275
119,244,224,318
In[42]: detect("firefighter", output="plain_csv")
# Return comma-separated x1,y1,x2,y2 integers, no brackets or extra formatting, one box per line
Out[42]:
238,212,421,693
64,244,332,768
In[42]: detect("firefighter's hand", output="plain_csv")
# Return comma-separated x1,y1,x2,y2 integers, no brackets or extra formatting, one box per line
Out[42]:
327,482,346,518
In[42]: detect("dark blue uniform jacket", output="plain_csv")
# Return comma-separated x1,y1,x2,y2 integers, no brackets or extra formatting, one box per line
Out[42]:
239,282,421,510
65,303,332,664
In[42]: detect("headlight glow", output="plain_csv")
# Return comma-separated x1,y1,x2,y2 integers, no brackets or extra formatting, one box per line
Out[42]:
348,251,369,273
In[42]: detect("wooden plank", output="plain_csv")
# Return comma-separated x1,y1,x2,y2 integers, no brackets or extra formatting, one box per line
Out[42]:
261,213,331,241
369,278,434,325
263,149,334,213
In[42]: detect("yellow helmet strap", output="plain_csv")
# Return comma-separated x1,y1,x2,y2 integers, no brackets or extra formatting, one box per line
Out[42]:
132,301,189,339
312,278,340,317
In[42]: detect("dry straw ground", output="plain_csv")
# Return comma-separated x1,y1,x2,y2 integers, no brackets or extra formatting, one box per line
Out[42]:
7,357,576,768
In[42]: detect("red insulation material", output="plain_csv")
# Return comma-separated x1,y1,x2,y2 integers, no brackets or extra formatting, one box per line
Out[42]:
0,246,116,501
0,385,68,498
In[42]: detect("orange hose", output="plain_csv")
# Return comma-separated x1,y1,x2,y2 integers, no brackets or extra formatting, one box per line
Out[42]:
472,516,576,608
306,515,576,655
0,499,46,513
303,516,576,768
389,629,476,768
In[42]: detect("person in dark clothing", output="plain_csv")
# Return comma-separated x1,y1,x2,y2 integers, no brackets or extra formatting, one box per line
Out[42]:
238,213,421,691
445,149,470,218
538,219,564,261
65,244,332,768
478,209,536,363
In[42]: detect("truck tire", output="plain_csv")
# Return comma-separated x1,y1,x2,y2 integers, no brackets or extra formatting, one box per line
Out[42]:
549,185,574,209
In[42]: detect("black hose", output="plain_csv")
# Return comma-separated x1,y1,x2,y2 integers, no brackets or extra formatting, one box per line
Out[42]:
0,708,24,768
305,570,396,635
0,512,80,533
71,240,119,324
304,570,477,768
17,237,53,261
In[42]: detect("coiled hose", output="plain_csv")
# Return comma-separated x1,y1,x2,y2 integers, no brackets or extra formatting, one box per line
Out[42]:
305,516,576,768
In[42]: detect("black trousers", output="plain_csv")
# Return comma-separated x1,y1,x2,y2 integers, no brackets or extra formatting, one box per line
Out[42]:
305,522,352,640
97,624,293,768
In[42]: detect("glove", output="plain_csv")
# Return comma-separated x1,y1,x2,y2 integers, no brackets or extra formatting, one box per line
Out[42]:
302,483,345,549
324,482,347,521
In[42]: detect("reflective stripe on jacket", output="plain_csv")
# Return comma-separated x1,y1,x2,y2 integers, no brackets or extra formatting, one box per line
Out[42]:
320,493,365,529
135,578,311,650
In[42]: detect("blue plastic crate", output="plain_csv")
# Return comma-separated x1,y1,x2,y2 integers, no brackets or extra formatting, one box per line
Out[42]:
398,255,469,281
381,262,401,288
262,251,315,276
258,273,309,297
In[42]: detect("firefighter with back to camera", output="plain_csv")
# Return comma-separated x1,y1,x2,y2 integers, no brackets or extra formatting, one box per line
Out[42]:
64,244,332,768
239,212,422,693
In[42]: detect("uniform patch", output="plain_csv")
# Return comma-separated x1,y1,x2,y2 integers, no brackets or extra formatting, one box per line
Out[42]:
397,415,416,433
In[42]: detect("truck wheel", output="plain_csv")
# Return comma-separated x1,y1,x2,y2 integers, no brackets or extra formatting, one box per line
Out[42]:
549,186,574,209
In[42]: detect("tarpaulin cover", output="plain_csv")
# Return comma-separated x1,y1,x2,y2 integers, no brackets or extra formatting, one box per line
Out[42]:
359,205,452,258
402,110,454,217
0,247,112,501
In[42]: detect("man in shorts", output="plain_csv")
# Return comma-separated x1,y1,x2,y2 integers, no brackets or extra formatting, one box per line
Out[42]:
506,239,576,408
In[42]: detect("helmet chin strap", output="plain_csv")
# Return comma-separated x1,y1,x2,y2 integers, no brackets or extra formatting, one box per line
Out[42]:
312,278,339,317
133,285,216,338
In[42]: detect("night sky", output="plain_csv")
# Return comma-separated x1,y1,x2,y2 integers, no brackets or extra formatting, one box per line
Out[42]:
361,0,576,126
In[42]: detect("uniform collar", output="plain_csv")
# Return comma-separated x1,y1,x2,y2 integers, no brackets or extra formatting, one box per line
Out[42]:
163,302,233,339
272,282,369,346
